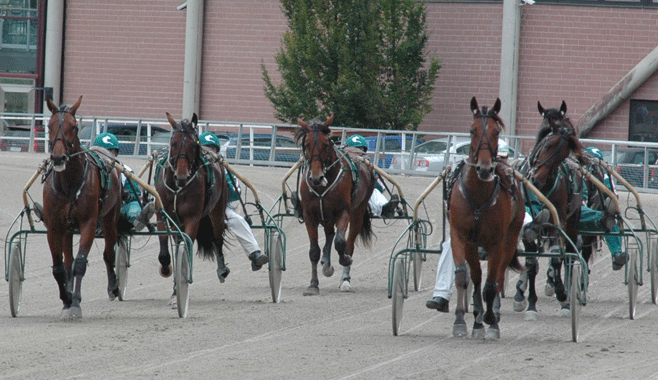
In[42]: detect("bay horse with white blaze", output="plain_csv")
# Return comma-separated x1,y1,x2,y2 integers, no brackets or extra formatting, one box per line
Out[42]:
295,114,375,295
43,96,123,318
155,113,228,303
449,97,525,340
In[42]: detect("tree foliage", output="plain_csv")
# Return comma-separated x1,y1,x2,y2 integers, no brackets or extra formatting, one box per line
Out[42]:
262,0,441,130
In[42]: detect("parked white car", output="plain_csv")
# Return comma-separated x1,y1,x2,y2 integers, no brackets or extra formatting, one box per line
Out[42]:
389,137,518,173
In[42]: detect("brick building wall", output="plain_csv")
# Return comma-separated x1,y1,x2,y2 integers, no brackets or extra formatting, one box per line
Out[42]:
61,1,658,147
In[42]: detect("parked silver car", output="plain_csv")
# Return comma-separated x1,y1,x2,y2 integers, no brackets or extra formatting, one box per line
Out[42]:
389,137,517,173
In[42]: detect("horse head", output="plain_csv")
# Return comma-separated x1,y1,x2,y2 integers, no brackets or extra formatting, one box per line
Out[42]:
166,112,200,188
46,96,83,172
469,96,504,182
295,114,335,187
530,117,583,190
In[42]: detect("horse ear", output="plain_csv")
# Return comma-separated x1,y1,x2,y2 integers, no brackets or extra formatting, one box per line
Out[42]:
560,101,567,116
470,97,479,115
325,113,334,127
69,96,83,116
297,118,309,130
192,113,198,125
166,112,178,129
493,98,501,115
46,98,58,113
537,101,545,116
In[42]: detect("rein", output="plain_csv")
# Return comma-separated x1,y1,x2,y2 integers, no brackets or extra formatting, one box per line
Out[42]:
303,146,349,223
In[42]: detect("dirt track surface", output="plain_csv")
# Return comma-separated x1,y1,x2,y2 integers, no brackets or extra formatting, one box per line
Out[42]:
2,152,658,380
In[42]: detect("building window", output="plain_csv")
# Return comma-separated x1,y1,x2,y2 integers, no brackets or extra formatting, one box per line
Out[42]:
629,99,658,142
0,0,38,75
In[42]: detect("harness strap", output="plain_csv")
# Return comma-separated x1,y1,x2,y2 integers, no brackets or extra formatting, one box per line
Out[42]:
458,170,501,244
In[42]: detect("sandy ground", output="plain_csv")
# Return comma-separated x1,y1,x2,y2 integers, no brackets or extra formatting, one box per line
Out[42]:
2,152,658,380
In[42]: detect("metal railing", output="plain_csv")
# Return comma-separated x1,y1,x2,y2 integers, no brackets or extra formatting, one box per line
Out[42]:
2,112,658,192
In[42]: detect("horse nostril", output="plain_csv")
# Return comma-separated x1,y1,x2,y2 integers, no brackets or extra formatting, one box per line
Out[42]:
489,167,494,173
476,166,481,172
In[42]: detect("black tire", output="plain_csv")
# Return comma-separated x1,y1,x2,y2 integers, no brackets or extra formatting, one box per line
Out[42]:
175,242,190,318
570,261,581,343
115,236,130,301
268,230,284,303
391,258,405,336
627,249,638,320
8,242,23,318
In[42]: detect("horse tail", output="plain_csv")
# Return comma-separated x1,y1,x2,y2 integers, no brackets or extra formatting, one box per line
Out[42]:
196,215,216,261
358,208,374,247
508,250,525,273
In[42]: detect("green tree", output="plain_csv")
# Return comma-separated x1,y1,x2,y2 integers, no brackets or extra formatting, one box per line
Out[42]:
262,0,441,130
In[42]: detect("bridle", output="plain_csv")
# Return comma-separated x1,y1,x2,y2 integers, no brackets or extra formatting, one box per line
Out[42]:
302,126,342,186
527,127,572,190
48,106,82,162
467,110,502,167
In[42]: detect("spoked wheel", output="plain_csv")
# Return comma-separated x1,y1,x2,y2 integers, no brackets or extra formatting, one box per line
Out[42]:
627,249,638,320
8,242,23,318
411,226,425,292
268,230,284,303
650,239,658,304
174,242,190,318
115,235,130,301
570,260,582,343
391,257,406,336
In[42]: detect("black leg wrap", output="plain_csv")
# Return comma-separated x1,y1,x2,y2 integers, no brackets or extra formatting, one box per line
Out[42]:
73,256,88,277
53,263,67,284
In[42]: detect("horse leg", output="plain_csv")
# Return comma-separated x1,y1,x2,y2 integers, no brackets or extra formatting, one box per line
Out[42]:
334,210,352,267
215,245,230,283
551,258,571,317
100,213,120,301
483,279,500,340
157,234,172,278
339,266,353,292
453,264,470,337
68,222,96,319
47,230,73,317
321,225,335,277
303,223,321,296
525,257,539,321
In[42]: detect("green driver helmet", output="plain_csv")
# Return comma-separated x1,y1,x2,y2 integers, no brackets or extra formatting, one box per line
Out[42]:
346,134,368,150
93,132,120,150
585,146,604,160
199,132,221,148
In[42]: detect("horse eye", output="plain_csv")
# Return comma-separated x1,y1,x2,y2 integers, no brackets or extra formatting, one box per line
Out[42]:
470,129,475,135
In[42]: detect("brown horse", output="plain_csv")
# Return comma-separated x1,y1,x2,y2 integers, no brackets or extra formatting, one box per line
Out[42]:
155,113,228,303
42,96,123,318
521,103,584,317
294,114,375,295
449,97,525,340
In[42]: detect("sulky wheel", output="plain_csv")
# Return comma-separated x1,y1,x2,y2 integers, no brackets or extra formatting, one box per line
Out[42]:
115,235,130,301
268,230,284,303
174,242,190,318
391,257,406,336
8,242,23,318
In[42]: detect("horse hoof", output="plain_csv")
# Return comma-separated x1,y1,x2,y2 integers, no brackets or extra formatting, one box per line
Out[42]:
486,328,500,340
452,323,468,338
338,255,352,267
339,280,353,292
217,267,230,283
471,327,485,340
322,265,334,277
525,310,538,321
513,299,527,312
159,264,172,278
558,305,571,318
303,286,320,296
108,287,119,301
544,283,555,297
68,306,82,319
168,295,177,308
60,308,70,319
